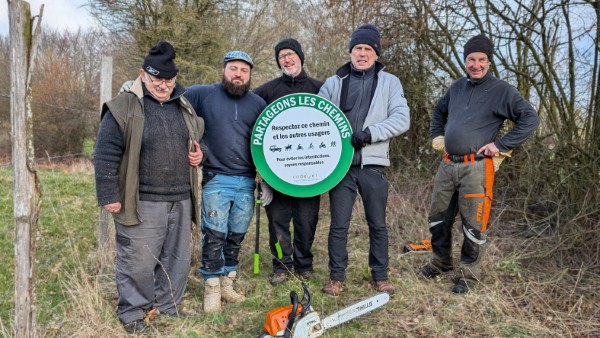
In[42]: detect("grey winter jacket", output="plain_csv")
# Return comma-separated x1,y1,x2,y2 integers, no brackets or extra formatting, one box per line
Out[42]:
318,61,410,166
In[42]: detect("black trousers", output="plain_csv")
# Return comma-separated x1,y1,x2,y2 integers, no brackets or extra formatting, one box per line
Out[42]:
328,165,389,281
265,190,320,274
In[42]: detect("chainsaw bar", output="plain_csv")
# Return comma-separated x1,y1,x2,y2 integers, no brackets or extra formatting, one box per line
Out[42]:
322,292,390,330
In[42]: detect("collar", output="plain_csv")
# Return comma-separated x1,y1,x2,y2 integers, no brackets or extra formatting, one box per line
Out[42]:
335,60,385,79
467,71,493,86
281,69,308,84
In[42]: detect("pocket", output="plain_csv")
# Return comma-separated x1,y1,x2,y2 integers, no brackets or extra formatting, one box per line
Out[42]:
116,234,131,247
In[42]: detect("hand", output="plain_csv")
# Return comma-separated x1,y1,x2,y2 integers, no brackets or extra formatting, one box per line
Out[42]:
103,202,121,214
431,135,445,153
351,130,371,149
119,80,134,94
188,140,203,167
259,181,273,206
477,142,500,157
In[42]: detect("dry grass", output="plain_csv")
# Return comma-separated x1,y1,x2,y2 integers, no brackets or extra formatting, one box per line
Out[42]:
3,161,599,337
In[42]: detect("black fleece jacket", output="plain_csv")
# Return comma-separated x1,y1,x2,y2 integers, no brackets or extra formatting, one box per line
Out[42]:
253,69,323,105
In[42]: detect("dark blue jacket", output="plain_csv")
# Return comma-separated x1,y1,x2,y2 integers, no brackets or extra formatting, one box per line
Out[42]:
185,83,266,177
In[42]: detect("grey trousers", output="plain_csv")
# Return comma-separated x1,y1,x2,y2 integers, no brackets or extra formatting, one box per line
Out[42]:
114,198,192,324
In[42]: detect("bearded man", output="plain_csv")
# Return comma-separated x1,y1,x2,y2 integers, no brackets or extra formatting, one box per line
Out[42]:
185,51,266,312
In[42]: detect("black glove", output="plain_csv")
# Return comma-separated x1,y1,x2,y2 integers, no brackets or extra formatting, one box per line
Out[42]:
351,130,371,149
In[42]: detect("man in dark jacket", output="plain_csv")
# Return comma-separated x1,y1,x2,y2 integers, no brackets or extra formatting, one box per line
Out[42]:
421,34,539,294
318,24,410,296
253,38,323,286
185,51,266,312
94,41,204,334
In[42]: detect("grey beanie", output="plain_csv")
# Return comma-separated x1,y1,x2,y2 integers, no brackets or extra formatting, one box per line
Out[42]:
463,34,493,61
348,24,381,56
142,41,179,78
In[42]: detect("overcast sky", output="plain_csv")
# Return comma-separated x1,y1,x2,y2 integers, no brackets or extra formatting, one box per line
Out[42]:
0,0,95,36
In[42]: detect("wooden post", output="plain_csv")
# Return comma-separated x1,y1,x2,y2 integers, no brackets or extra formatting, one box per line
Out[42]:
98,56,113,266
8,1,43,337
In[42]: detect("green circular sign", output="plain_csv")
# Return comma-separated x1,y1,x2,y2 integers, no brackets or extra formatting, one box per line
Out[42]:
251,93,353,197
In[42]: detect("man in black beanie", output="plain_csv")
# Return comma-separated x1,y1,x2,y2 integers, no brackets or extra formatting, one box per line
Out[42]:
254,38,323,286
94,40,204,333
319,24,410,296
422,33,539,294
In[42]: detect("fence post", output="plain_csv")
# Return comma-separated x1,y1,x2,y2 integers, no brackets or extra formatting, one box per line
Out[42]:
98,56,113,265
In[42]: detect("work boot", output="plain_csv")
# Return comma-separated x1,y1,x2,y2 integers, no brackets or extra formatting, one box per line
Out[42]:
122,319,147,334
420,262,453,279
270,272,290,286
321,280,343,296
203,277,221,312
451,279,469,294
296,270,314,281
220,271,245,303
374,280,395,295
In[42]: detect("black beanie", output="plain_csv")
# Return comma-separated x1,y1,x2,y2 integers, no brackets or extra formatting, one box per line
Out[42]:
142,41,179,78
349,24,381,56
463,34,493,61
274,38,305,67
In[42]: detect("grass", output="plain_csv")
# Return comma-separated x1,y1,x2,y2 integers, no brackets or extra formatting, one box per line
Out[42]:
1,160,598,337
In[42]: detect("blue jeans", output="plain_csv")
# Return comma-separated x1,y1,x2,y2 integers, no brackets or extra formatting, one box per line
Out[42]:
199,173,255,279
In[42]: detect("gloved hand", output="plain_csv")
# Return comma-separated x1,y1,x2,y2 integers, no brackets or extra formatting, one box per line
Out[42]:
431,135,445,153
492,150,513,172
119,80,134,94
259,181,273,206
351,130,371,149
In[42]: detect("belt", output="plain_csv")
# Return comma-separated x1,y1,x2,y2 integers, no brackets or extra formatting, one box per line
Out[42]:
445,153,486,163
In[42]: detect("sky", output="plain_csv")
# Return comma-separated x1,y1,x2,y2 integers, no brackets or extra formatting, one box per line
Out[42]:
0,0,95,36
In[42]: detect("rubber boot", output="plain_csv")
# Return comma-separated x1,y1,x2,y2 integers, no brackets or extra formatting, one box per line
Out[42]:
203,277,221,313
220,271,245,303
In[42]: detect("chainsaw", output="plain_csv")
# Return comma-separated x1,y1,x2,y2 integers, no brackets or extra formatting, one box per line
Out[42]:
258,283,389,338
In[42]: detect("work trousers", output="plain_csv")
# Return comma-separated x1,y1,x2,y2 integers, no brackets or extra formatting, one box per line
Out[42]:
199,174,255,279
428,158,495,282
328,165,389,281
114,198,192,324
266,190,320,274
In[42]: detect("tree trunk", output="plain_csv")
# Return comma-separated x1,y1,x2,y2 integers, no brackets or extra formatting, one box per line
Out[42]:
8,1,43,337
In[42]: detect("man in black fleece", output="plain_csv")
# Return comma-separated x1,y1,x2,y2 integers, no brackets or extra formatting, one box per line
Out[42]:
253,38,323,286
94,41,204,333
421,34,539,294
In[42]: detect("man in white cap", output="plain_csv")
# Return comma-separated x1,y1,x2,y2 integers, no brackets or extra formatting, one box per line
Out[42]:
185,50,266,312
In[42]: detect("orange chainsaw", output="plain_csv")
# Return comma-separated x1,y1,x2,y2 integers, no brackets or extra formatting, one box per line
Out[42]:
258,283,389,338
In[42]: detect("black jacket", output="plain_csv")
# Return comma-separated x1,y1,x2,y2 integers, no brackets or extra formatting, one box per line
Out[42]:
253,69,323,104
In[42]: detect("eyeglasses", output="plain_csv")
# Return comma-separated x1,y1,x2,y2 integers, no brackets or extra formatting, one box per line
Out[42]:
145,72,176,86
278,51,296,61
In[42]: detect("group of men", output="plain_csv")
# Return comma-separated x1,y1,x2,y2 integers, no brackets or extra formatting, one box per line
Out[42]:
94,24,538,333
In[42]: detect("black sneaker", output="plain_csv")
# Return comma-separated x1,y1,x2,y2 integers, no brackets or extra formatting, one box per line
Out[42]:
420,263,453,279
451,279,473,294
123,319,147,334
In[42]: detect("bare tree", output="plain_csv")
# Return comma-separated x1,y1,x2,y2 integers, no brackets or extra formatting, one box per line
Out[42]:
8,1,43,336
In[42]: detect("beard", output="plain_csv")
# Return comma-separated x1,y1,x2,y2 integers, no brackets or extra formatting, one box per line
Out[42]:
222,75,251,97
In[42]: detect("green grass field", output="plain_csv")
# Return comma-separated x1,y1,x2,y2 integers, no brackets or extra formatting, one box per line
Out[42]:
0,162,597,337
